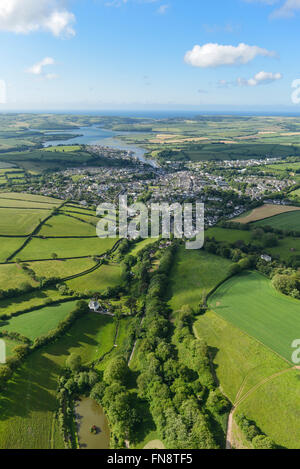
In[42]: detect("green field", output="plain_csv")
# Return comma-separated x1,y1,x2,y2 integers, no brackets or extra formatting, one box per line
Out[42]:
0,192,59,204
0,209,52,236
194,311,300,449
0,238,30,263
168,246,232,312
28,258,95,280
268,236,300,261
0,300,79,340
0,312,116,449
0,264,38,290
254,211,300,231
66,263,122,293
237,369,300,449
14,236,117,260
38,214,97,237
206,227,252,244
208,271,300,363
0,288,63,319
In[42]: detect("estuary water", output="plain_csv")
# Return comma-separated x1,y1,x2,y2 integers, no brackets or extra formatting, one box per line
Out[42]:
43,126,158,167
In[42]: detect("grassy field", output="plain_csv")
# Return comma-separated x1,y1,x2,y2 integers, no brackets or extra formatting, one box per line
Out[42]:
0,300,79,340
0,209,52,236
237,369,300,449
28,258,95,280
2,337,21,359
14,237,117,260
0,312,116,449
0,264,38,290
0,199,57,210
253,211,300,230
66,263,122,293
0,192,60,204
206,227,252,243
168,246,232,312
234,204,300,224
38,214,97,237
208,271,300,363
194,311,299,449
130,238,157,256
267,236,300,261
0,288,63,319
0,238,29,263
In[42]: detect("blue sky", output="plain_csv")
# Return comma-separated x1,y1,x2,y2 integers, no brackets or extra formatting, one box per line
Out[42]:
1,0,300,111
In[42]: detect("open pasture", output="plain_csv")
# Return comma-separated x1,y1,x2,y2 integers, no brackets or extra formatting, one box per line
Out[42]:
28,258,95,280
0,192,60,204
0,238,28,263
13,236,117,261
253,211,300,231
0,300,79,341
233,204,300,224
66,263,122,293
0,263,38,290
0,208,52,236
208,271,300,363
168,246,232,312
194,311,300,449
38,214,97,237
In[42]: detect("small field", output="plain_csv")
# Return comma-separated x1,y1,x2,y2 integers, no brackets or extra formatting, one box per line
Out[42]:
208,271,300,363
233,204,300,224
0,238,29,263
13,237,117,261
194,310,300,449
0,209,52,236
168,246,232,312
28,258,95,280
38,214,97,237
253,211,300,231
0,300,79,341
206,227,252,243
66,263,122,293
0,264,38,290
0,192,60,204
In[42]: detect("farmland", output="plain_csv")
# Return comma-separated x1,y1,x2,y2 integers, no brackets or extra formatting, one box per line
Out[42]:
194,311,300,449
0,300,79,341
253,210,300,230
168,246,232,312
233,204,300,224
208,271,300,363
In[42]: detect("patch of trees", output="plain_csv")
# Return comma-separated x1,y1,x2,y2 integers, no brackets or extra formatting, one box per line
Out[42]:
91,356,141,448
271,268,300,299
131,245,230,449
235,413,277,449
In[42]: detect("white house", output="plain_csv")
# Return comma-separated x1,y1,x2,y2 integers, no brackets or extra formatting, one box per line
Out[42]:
89,300,100,312
261,254,272,263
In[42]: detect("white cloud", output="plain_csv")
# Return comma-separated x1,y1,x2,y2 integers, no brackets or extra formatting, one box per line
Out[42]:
0,80,7,104
184,43,276,68
27,57,57,79
237,70,283,86
291,79,300,103
0,0,75,37
272,0,300,17
157,4,169,14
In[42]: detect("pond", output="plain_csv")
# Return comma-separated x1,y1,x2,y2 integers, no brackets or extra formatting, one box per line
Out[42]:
75,397,110,449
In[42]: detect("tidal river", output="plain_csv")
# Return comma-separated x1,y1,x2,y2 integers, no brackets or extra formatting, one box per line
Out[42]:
75,397,110,449
43,125,159,168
